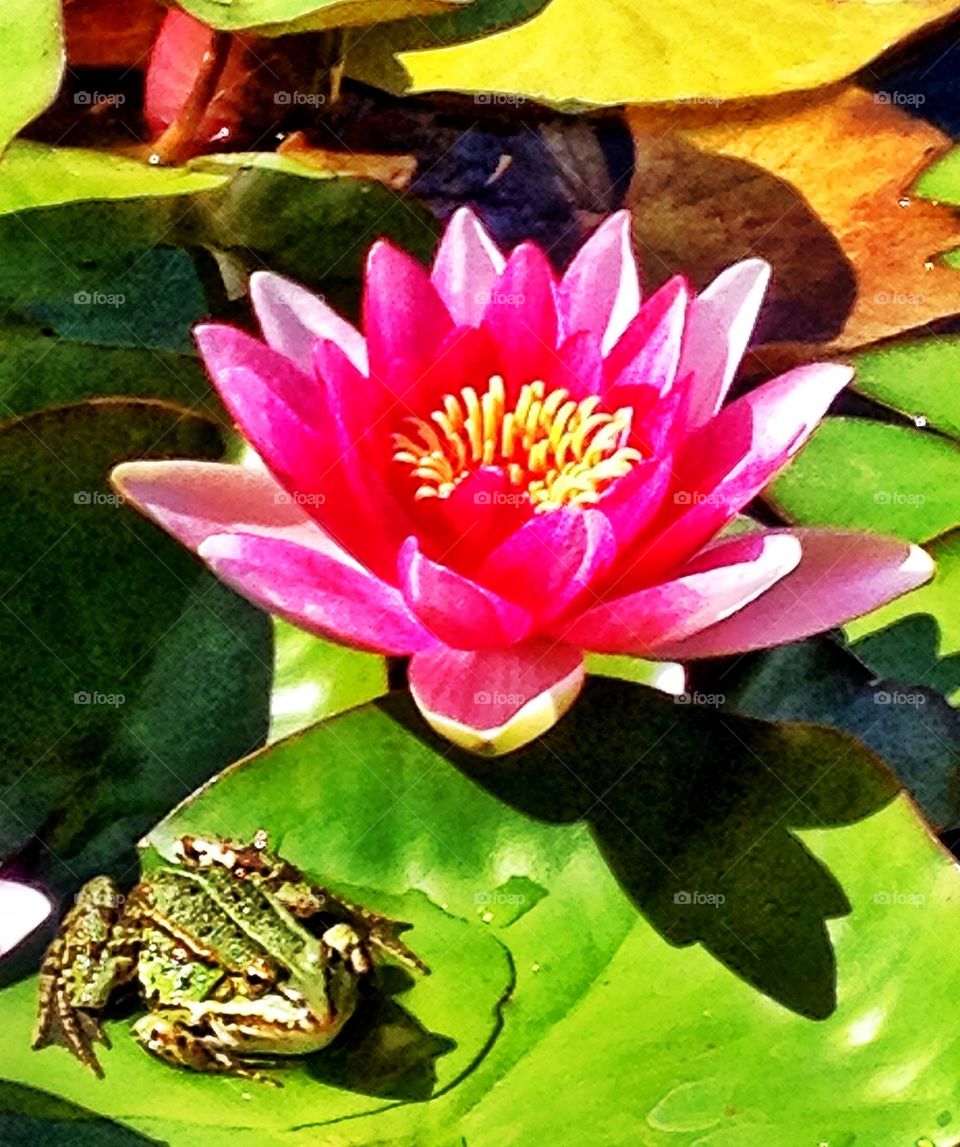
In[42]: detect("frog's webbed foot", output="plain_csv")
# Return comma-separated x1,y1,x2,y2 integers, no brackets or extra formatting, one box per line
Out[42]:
353,912,430,976
34,961,108,1078
299,890,431,976
132,1013,281,1086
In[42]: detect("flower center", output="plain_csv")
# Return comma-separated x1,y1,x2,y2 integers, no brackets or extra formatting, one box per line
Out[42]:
393,376,643,512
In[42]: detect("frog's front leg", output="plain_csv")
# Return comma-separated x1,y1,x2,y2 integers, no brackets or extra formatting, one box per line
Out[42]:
34,877,138,1077
282,885,430,976
132,1011,279,1084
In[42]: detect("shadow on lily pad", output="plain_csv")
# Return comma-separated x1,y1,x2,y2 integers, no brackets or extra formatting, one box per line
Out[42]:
381,676,897,1020
691,634,960,831
851,613,960,702
305,965,456,1101
0,1081,158,1146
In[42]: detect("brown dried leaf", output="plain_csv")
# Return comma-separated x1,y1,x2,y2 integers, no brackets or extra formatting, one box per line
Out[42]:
627,86,960,352
277,132,416,190
627,131,856,346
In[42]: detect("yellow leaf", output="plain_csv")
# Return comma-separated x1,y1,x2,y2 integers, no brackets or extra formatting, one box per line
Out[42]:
373,0,960,107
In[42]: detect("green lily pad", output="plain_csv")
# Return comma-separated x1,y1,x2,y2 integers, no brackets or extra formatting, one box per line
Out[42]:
854,338,960,443
0,142,434,324
848,530,960,705
0,143,227,215
0,320,220,423
915,145,960,206
0,145,226,414
767,417,960,543
270,619,387,742
0,399,271,894
176,0,476,35
0,143,434,419
695,637,960,829
178,152,437,312
586,653,666,687
0,4,63,155
0,1082,157,1146
4,683,960,1144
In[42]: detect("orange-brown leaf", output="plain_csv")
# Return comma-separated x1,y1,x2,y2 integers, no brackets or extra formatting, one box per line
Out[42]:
627,86,960,352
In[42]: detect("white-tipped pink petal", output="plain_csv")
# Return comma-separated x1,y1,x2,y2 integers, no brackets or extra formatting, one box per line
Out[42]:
0,881,51,956
681,258,771,430
560,533,802,655
250,271,368,375
631,361,853,583
431,207,506,327
199,532,437,655
560,211,641,353
111,460,342,556
409,640,584,755
651,530,935,660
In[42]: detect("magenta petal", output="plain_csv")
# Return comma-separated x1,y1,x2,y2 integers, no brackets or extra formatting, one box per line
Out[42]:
478,508,615,624
483,243,558,390
199,533,437,655
197,327,401,580
196,324,328,493
195,322,318,423
383,324,500,415
604,275,689,385
631,362,852,580
550,330,604,399
431,207,505,327
408,639,584,754
598,454,675,553
110,460,337,553
364,239,453,382
653,530,935,660
681,259,771,429
695,360,852,490
560,532,801,655
250,271,367,375
398,537,533,650
604,277,690,404
312,336,420,553
559,211,641,352
423,468,532,572
196,330,328,497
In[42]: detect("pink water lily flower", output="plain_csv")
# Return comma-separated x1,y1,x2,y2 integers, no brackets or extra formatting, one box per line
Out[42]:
112,210,932,754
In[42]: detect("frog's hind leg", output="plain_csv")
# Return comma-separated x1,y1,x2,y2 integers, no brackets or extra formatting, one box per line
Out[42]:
34,877,140,1076
132,1012,280,1086
35,932,110,1078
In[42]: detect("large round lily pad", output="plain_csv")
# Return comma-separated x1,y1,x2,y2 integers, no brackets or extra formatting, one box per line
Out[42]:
1,683,959,1145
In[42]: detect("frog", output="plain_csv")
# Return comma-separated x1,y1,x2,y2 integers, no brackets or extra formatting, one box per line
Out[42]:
33,831,428,1081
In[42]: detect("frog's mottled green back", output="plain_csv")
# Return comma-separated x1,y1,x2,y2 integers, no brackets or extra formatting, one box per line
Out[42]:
144,870,269,974
148,867,327,986
137,925,227,1004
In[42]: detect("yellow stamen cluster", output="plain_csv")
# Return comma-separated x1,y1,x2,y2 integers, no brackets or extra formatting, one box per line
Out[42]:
393,376,643,511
